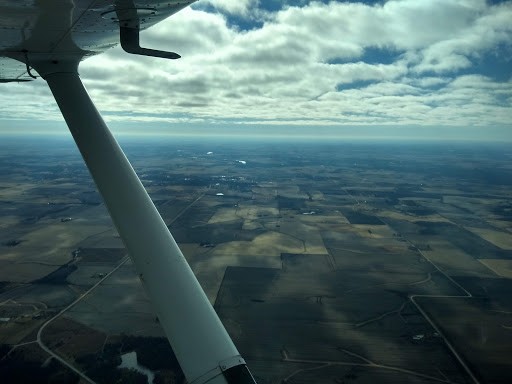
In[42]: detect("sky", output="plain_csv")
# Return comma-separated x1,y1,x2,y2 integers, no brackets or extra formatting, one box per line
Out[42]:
1,0,511,140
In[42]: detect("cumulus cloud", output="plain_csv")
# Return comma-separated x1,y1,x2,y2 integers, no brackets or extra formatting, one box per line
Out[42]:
199,0,260,17
0,0,511,134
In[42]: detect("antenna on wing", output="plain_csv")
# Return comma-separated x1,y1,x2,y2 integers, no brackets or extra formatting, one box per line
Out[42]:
107,1,181,59
22,50,38,78
119,25,180,59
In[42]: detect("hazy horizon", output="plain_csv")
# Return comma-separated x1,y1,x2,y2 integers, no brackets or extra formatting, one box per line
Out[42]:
1,122,511,143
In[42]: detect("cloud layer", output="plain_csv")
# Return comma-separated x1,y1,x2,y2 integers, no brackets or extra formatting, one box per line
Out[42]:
1,0,511,136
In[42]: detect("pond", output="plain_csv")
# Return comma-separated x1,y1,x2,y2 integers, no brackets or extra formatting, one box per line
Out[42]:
118,351,155,384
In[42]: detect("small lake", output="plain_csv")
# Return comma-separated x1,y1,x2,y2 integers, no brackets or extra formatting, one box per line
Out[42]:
118,351,155,384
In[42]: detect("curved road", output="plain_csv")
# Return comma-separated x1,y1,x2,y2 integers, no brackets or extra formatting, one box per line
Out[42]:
34,191,206,381
340,190,481,384
36,256,129,384
281,349,457,383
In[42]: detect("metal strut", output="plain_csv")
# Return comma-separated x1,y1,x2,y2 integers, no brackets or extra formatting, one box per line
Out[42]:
41,67,255,384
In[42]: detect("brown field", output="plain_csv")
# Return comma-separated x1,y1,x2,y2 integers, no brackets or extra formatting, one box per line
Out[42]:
43,316,106,359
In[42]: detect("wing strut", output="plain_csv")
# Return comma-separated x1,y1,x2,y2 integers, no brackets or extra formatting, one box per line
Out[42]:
36,60,256,384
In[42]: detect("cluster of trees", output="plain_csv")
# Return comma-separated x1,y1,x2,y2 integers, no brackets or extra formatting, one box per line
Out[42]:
0,344,79,384
121,336,182,374
77,335,184,384
0,335,185,384
77,343,122,383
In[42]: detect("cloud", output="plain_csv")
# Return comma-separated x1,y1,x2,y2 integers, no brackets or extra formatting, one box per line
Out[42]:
0,0,511,136
198,0,260,17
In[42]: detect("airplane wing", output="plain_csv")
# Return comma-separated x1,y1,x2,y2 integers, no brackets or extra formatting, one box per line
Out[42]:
0,0,191,80
0,1,257,383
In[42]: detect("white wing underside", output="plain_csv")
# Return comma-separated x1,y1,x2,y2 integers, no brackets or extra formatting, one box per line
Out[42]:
0,0,194,81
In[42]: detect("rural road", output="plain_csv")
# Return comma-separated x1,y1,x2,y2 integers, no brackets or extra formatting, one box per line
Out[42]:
36,255,129,384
